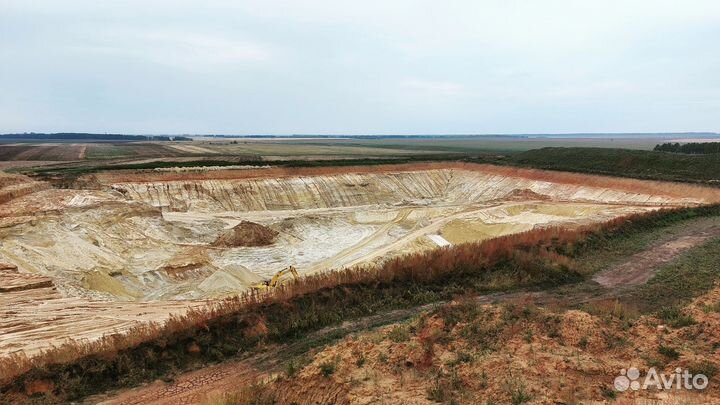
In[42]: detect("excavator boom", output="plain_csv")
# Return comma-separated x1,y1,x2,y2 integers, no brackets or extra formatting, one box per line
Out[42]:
252,266,299,290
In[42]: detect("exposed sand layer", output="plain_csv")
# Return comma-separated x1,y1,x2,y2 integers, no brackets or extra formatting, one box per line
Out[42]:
113,169,702,212
0,267,53,293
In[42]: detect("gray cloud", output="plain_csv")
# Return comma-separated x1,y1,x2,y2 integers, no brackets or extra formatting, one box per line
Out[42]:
0,0,718,134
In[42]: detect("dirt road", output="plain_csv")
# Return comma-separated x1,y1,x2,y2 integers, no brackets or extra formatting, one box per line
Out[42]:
592,231,720,288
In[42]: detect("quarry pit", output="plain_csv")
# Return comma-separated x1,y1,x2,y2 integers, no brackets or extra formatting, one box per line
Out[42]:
0,163,717,358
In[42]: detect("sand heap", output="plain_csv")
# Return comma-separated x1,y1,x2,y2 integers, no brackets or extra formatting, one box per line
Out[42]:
213,221,278,247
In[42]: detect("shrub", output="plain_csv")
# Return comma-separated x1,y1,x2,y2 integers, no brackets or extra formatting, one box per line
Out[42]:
643,355,666,369
446,351,473,366
461,319,503,351
447,369,464,391
426,370,464,403
426,377,451,403
656,307,697,328
318,360,337,378
511,389,531,404
436,298,481,328
601,330,628,349
479,370,489,389
509,383,531,404
658,345,680,360
284,356,310,378
600,384,616,400
387,325,411,343
689,361,718,379
578,336,589,349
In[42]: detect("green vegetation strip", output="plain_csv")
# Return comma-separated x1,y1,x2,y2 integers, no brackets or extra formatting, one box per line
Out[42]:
509,147,720,184
21,145,720,187
2,205,720,404
655,142,720,154
19,154,473,176
11,144,720,188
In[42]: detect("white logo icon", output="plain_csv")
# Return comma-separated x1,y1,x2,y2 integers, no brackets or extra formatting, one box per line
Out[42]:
614,367,641,391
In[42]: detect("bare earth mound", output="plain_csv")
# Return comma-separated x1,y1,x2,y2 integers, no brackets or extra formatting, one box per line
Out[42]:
212,221,278,247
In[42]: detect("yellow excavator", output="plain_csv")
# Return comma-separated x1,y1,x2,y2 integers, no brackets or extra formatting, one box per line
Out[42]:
252,265,299,290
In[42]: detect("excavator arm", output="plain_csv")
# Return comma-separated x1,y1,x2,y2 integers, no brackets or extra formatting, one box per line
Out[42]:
252,266,299,290
268,270,285,287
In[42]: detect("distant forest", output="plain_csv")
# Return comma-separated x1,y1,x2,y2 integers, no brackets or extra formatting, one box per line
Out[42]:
654,142,720,154
0,133,192,141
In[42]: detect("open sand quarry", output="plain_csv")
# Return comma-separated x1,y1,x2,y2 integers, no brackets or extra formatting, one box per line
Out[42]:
1,163,718,358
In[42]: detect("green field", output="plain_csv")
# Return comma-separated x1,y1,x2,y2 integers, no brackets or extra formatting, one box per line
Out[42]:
509,147,720,184
299,136,665,153
17,145,720,189
4,137,720,188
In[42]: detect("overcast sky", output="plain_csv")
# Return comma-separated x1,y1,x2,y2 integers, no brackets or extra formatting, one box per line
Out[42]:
1,0,719,134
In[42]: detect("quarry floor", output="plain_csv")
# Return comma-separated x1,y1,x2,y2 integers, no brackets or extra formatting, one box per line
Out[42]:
1,164,717,360
0,200,654,358
161,200,654,277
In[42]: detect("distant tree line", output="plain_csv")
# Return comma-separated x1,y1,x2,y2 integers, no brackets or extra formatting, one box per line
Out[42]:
0,133,192,141
654,142,720,154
